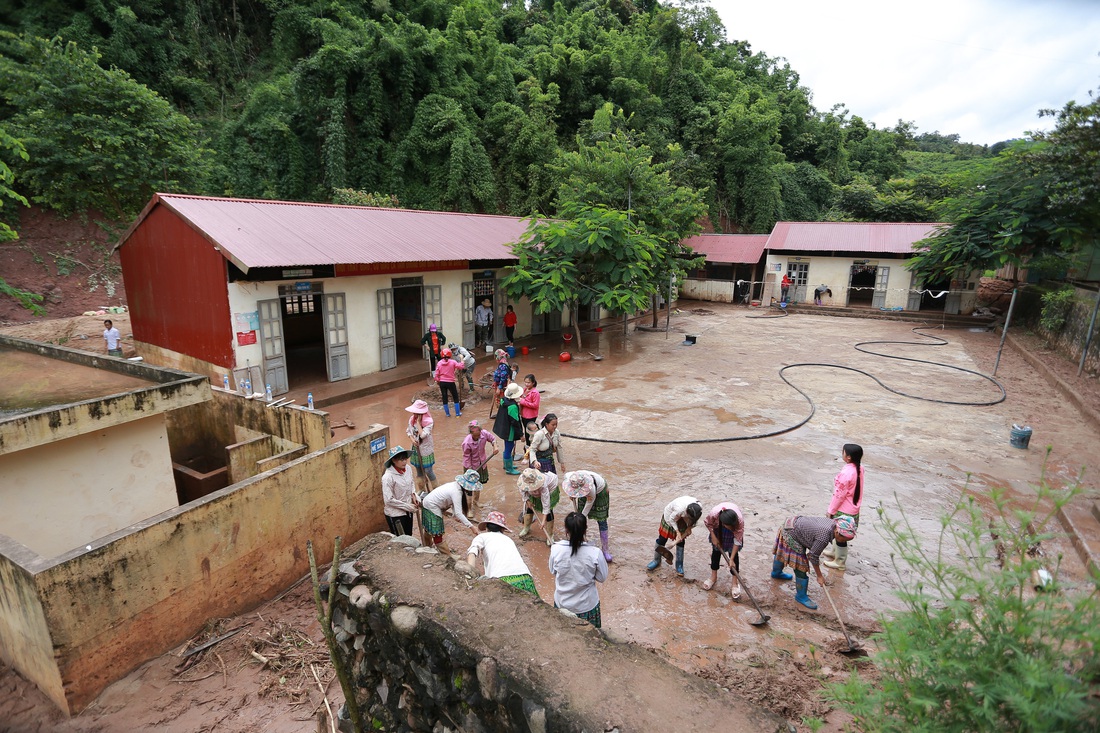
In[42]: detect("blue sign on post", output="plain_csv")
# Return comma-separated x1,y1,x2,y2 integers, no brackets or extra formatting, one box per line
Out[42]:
370,436,387,455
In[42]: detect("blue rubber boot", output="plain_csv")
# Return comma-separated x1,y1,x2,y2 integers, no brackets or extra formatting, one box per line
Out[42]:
771,559,793,580
455,403,462,417
675,545,685,575
443,403,451,417
794,576,818,609
646,545,662,571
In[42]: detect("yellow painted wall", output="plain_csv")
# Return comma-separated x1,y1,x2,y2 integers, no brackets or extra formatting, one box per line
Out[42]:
0,415,177,558
20,425,389,713
0,539,64,711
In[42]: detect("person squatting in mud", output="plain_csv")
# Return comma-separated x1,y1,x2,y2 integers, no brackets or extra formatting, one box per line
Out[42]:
646,496,702,576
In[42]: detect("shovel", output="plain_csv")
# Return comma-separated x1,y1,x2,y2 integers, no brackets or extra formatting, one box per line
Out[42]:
655,545,674,565
820,583,867,657
720,548,769,626
330,417,356,429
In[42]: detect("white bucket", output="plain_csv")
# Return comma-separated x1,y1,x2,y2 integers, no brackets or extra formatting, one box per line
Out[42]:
485,343,493,354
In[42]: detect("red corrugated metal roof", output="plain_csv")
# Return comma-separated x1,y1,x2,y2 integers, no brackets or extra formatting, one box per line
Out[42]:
682,234,768,264
121,194,534,272
766,221,947,254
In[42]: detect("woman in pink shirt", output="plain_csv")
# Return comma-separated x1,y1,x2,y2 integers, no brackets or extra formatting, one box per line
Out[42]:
433,348,466,417
702,503,744,598
518,373,541,444
822,443,864,570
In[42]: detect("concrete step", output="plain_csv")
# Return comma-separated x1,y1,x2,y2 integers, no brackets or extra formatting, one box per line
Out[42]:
781,304,996,329
1057,500,1100,579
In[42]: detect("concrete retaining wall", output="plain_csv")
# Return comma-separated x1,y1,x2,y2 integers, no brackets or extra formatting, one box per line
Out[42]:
1016,284,1100,375
328,535,784,733
0,425,390,714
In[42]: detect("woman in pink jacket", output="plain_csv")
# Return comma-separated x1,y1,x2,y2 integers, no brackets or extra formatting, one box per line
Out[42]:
433,347,466,417
822,443,864,570
518,373,541,444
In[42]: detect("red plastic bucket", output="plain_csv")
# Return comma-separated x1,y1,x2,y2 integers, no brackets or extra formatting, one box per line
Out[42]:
562,333,574,343
521,346,530,355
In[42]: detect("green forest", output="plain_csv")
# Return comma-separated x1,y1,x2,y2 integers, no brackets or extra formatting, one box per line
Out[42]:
0,0,994,226
0,0,1096,282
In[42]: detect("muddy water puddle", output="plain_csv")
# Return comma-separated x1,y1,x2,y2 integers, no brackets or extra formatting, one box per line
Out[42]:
337,303,1099,728
0,347,153,414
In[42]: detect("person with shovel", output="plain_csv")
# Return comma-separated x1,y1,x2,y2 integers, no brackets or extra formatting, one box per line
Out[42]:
770,515,857,609
381,446,418,537
420,469,482,556
421,323,447,371
465,511,537,595
549,512,609,627
406,399,438,489
517,467,560,546
492,382,525,475
491,349,511,404
645,496,702,576
448,342,478,391
702,503,745,598
562,470,613,562
821,443,865,571
462,419,498,493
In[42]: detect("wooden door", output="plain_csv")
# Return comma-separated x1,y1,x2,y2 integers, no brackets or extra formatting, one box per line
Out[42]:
324,293,350,381
258,299,288,395
377,288,396,371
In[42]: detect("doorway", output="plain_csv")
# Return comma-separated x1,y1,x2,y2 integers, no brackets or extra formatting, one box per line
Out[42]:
391,279,425,366
786,262,809,303
258,286,350,394
848,263,877,306
920,276,950,311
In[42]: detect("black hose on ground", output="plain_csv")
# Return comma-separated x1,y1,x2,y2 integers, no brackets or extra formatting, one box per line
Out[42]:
561,326,1006,446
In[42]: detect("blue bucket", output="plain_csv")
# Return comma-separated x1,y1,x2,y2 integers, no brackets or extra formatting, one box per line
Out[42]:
1010,425,1032,449
505,345,516,358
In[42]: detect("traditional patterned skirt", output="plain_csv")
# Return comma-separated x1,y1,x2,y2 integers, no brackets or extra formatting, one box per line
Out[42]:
411,450,435,470
476,466,489,484
499,574,537,595
575,488,610,521
658,516,680,541
528,487,560,514
716,525,738,553
535,451,556,474
421,507,445,537
576,602,602,629
835,510,859,538
773,516,810,574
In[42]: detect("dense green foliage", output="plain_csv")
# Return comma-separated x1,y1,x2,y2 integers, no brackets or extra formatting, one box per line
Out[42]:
829,476,1100,732
0,33,210,219
0,0,927,231
909,96,1100,282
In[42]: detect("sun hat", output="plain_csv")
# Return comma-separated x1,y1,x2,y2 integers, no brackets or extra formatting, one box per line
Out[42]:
441,347,453,357
384,446,411,468
467,420,481,430
518,467,544,489
503,382,524,400
429,323,437,331
456,469,484,493
405,399,430,414
835,516,857,540
562,471,593,498
478,510,512,532
525,420,539,434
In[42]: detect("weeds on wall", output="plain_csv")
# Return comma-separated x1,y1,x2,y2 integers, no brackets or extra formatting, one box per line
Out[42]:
1039,286,1076,333
827,466,1100,732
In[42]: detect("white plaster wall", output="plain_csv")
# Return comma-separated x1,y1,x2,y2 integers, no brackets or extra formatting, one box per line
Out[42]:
765,254,914,308
681,279,735,303
0,414,176,558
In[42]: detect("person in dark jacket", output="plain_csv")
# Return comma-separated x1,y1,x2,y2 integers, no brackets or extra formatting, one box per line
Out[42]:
492,382,525,475
420,323,447,370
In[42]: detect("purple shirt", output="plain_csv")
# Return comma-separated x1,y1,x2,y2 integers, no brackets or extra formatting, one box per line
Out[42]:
462,431,497,470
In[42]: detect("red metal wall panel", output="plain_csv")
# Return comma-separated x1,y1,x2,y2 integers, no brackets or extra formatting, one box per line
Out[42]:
119,204,235,368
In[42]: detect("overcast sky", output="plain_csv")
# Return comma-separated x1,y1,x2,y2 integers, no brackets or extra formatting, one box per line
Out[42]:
708,0,1100,145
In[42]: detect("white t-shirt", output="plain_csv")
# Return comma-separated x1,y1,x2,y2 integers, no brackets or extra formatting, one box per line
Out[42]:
549,541,607,614
466,532,530,579
103,327,121,350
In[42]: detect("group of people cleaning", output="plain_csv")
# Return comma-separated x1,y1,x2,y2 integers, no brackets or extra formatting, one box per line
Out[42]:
643,443,865,610
386,341,865,621
380,350,613,627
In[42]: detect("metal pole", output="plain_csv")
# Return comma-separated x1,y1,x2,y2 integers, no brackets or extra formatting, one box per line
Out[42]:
665,275,672,339
993,288,1018,376
1078,287,1100,377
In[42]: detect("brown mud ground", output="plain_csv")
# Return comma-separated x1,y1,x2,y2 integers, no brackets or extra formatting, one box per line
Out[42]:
2,302,1098,731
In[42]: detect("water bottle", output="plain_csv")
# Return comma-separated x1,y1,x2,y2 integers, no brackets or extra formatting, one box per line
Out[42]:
265,383,272,401
307,392,314,410
222,374,229,390
244,377,252,394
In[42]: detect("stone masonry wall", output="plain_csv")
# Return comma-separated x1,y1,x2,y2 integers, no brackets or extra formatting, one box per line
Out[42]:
328,534,783,733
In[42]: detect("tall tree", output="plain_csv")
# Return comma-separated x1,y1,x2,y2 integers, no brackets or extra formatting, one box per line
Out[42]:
502,203,661,348
0,33,211,220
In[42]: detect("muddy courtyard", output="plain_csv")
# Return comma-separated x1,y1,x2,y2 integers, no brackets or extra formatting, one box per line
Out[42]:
2,302,1098,731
